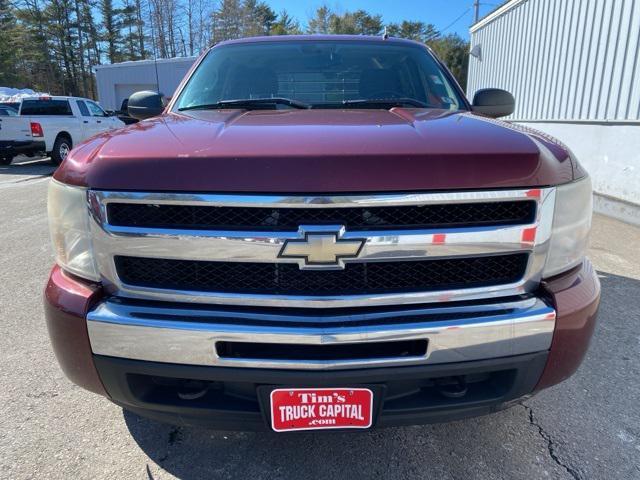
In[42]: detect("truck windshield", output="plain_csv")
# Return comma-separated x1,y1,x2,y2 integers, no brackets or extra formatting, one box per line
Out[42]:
175,40,466,111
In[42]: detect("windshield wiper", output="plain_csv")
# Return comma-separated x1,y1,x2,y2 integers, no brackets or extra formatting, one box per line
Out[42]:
340,98,428,108
178,97,310,111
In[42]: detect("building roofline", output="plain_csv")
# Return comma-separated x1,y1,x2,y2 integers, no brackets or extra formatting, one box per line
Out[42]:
470,0,527,34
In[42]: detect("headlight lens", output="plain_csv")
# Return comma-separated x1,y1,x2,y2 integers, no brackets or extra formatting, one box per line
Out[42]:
48,180,99,281
543,176,593,278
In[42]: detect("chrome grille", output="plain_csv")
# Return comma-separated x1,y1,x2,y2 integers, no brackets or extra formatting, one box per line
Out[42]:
115,253,529,296
106,201,537,231
88,189,556,308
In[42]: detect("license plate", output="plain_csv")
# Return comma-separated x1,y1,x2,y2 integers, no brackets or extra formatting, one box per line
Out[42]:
270,387,373,432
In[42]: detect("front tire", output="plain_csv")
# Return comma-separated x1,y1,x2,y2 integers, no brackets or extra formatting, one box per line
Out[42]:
0,156,13,165
51,136,72,166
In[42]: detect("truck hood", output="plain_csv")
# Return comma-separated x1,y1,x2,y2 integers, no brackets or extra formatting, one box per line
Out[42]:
55,108,574,192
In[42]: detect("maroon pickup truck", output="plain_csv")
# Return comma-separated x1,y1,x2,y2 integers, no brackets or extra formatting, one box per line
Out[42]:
45,36,599,432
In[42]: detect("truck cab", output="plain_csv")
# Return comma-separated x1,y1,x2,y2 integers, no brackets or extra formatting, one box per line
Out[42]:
44,36,600,432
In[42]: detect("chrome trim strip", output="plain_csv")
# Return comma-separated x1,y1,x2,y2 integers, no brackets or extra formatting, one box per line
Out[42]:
88,188,556,308
96,280,538,308
94,224,540,263
87,298,556,370
92,189,545,209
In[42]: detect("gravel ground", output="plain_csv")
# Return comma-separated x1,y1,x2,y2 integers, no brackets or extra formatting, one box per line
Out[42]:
1,158,639,479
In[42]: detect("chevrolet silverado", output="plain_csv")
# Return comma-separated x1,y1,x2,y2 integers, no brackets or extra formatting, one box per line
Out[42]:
45,35,600,432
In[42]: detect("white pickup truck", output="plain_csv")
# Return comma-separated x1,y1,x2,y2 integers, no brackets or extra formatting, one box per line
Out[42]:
0,96,125,165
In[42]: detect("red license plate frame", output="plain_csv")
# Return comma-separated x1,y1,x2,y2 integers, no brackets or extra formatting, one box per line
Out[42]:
270,387,374,432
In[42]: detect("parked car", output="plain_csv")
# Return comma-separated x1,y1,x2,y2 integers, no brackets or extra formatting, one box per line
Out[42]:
45,36,599,432
0,95,125,165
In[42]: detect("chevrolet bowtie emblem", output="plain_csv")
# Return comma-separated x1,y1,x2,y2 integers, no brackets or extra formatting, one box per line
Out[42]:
279,226,365,270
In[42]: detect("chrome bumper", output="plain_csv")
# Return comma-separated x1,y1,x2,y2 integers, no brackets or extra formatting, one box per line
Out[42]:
87,297,555,370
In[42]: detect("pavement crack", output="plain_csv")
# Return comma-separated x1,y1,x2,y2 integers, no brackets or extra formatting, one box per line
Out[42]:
522,403,581,480
146,464,155,480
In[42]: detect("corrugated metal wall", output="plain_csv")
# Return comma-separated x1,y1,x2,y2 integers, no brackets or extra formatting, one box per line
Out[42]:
468,0,640,121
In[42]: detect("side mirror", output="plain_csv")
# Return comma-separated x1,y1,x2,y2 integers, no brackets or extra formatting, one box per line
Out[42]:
472,89,515,118
127,91,164,120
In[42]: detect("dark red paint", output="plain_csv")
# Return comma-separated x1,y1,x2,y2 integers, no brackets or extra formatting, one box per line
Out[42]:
536,260,601,390
44,266,108,397
54,108,574,193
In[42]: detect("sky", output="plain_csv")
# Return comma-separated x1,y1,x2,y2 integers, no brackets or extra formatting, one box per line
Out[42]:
266,0,502,39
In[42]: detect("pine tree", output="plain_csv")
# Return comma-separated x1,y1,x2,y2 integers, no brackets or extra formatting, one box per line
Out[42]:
211,0,243,43
243,0,276,37
328,10,383,35
386,21,439,42
0,0,19,86
121,0,143,59
307,5,330,34
271,10,300,35
100,0,122,63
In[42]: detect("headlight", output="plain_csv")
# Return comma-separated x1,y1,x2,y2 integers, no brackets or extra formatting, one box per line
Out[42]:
48,180,99,281
543,176,593,278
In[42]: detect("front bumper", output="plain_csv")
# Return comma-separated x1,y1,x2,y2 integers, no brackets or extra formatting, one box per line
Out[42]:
44,260,600,429
94,352,548,430
86,297,555,370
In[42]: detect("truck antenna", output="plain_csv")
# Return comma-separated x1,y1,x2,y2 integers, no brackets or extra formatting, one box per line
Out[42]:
147,0,161,93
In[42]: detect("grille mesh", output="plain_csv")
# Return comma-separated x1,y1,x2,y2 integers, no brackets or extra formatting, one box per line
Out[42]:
107,201,536,231
115,254,529,296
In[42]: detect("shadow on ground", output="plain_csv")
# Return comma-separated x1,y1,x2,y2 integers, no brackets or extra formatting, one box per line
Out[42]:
124,405,555,480
0,156,56,178
121,272,639,480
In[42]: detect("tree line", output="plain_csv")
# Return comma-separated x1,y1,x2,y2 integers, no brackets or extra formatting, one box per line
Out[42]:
0,0,470,99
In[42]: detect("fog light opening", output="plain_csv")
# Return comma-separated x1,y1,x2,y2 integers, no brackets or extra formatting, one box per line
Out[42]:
436,376,468,399
176,380,210,400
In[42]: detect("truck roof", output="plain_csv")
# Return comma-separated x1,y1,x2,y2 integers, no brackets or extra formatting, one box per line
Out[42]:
19,95,96,102
215,34,426,48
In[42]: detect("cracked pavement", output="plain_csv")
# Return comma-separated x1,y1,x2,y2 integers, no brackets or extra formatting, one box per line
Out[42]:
1,158,639,479
522,404,580,480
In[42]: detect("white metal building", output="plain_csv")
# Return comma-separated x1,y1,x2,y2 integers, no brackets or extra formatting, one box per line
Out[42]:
95,57,196,111
468,0,640,225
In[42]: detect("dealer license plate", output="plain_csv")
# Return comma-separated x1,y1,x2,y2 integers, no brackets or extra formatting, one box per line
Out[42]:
270,387,373,432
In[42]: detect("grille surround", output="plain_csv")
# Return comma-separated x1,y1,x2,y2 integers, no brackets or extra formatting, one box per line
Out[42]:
107,200,537,231
89,188,556,308
115,254,529,296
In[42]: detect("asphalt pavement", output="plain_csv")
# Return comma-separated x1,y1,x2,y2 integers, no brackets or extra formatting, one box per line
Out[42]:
1,157,639,479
